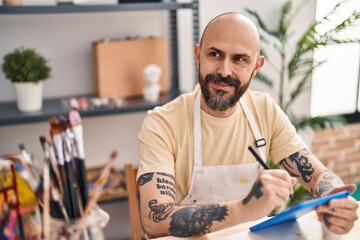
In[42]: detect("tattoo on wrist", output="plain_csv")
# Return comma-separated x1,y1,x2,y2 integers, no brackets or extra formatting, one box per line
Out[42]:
148,199,174,222
169,204,228,237
311,169,343,197
242,180,263,205
279,150,314,183
138,173,154,186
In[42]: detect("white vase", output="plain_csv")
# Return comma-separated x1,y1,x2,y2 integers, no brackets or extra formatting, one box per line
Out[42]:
13,82,43,112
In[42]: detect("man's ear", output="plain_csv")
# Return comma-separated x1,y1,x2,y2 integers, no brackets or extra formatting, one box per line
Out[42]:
194,44,200,65
252,55,265,78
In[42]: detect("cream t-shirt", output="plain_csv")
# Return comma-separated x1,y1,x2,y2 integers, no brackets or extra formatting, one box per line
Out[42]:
137,88,306,203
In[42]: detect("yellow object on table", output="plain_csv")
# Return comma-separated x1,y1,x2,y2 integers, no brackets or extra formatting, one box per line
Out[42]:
0,160,37,207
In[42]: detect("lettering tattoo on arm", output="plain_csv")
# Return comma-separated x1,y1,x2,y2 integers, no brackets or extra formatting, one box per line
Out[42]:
156,173,176,201
169,204,228,237
242,180,263,205
279,150,314,183
311,169,343,197
157,172,175,180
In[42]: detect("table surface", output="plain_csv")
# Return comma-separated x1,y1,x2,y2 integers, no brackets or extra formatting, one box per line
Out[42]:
155,201,360,240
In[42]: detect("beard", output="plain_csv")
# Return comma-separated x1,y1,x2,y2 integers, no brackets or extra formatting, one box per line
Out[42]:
199,73,251,111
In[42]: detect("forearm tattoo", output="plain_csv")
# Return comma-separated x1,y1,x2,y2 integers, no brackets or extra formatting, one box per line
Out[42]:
156,175,176,201
138,172,175,186
242,180,263,205
148,199,174,222
279,150,314,183
169,204,228,237
311,169,343,197
157,172,175,180
138,173,154,186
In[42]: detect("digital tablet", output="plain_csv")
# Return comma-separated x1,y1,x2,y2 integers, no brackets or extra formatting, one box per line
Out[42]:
250,190,351,232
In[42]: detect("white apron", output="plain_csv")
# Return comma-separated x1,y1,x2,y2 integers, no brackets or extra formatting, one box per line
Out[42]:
181,92,266,205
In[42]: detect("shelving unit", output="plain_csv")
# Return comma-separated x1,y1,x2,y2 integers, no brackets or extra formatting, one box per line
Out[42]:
0,0,199,126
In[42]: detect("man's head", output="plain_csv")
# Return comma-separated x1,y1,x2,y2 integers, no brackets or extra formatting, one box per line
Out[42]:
195,12,264,112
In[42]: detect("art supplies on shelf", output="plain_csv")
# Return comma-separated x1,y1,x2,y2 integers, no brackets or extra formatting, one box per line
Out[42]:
86,166,125,203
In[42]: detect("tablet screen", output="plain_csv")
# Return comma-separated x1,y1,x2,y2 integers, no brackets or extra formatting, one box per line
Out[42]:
250,190,351,231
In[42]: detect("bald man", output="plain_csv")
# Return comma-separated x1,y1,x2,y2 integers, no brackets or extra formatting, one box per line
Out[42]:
137,12,358,238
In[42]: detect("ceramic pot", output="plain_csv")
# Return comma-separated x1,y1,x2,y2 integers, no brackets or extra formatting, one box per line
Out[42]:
13,82,43,112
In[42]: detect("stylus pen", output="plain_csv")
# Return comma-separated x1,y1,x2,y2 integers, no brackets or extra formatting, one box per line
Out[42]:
248,146,269,169
248,145,293,197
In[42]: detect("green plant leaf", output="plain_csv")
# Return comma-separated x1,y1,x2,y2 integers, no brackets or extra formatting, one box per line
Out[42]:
288,1,360,79
2,46,51,83
294,115,347,131
253,71,273,87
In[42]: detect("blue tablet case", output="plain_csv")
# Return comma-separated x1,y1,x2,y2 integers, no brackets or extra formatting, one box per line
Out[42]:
250,190,351,232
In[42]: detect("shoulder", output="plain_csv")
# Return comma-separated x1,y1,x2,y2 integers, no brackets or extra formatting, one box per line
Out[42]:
140,91,195,133
243,89,280,114
146,91,194,122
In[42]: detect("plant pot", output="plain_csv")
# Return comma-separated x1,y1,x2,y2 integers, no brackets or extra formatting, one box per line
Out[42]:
13,82,43,112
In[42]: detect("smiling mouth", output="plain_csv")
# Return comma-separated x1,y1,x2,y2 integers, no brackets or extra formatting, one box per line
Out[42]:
213,81,232,90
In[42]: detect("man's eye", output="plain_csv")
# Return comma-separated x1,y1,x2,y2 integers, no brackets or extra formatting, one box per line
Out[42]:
234,56,244,62
210,51,219,57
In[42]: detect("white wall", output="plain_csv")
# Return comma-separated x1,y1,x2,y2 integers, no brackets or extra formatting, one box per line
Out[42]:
0,1,315,239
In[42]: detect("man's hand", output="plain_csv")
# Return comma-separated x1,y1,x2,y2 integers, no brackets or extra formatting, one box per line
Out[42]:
316,184,359,234
242,169,297,221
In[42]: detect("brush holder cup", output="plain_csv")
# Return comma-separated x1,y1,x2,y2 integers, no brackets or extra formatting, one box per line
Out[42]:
49,205,109,240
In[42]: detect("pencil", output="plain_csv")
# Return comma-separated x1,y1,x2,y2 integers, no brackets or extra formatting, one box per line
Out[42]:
248,146,270,169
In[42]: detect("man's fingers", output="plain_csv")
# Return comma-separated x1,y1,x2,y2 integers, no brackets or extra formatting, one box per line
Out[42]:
328,197,359,211
323,213,355,235
258,171,292,203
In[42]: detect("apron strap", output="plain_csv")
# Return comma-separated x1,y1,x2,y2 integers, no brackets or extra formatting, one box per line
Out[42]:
193,92,202,167
240,97,267,160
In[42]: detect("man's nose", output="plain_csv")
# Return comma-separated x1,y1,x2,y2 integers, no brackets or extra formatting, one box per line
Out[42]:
217,60,232,78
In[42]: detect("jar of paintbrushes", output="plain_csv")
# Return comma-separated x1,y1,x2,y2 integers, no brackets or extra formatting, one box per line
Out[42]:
50,204,109,240
43,110,116,239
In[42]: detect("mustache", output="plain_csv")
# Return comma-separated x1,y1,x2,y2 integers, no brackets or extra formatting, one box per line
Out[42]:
205,74,241,88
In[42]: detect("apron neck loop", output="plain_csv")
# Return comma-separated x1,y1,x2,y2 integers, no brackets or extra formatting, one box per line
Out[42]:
193,92,267,166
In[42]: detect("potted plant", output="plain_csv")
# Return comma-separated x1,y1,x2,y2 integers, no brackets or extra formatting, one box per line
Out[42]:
2,47,52,112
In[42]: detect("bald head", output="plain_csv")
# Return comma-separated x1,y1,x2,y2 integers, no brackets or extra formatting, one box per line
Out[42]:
200,12,261,54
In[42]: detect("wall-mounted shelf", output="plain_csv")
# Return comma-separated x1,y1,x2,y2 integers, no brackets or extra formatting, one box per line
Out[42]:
0,2,194,14
0,0,199,126
0,92,176,126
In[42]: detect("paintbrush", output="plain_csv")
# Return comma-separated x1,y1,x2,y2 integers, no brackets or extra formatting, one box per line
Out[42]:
69,110,89,209
39,137,50,240
84,150,117,216
50,179,70,222
9,164,25,240
47,141,64,196
39,136,68,220
60,120,81,219
49,118,74,219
